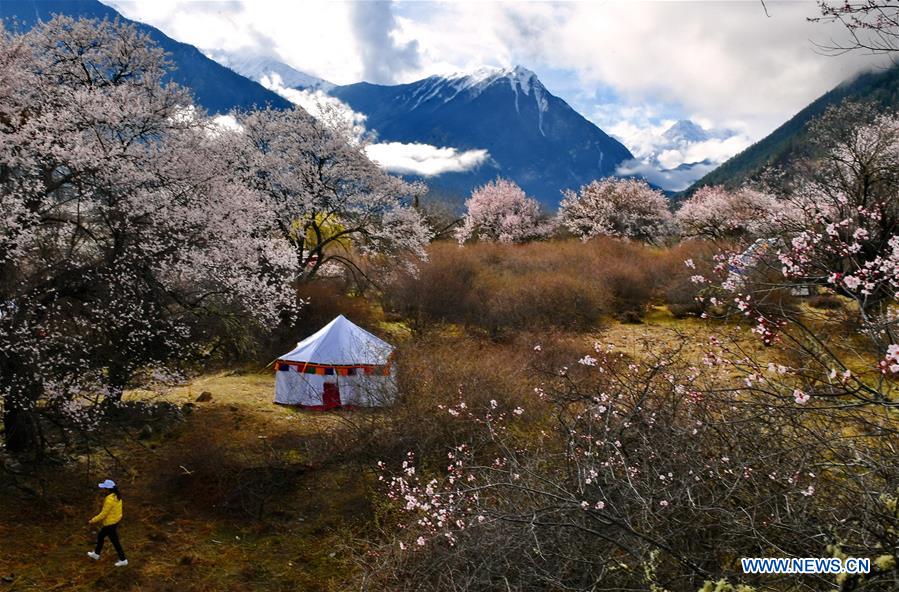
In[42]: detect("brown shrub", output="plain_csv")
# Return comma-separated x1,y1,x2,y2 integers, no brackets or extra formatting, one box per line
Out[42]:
596,259,654,319
808,294,843,310
148,422,310,520
340,333,588,468
294,278,380,335
478,271,610,333
380,245,481,329
381,238,665,334
656,240,720,318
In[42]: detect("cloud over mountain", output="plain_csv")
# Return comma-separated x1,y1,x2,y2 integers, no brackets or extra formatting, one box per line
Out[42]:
258,71,490,178
611,119,752,191
365,143,490,177
107,0,893,175
348,1,421,84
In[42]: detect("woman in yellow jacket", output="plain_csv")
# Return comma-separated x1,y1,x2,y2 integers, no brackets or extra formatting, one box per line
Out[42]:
86,479,128,566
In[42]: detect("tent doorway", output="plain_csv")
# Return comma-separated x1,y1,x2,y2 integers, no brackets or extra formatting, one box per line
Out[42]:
322,382,341,409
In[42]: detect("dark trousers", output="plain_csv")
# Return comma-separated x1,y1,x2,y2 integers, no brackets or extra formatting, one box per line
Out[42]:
95,524,126,560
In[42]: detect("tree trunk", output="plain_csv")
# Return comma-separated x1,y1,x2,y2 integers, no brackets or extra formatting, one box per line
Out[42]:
3,393,39,454
106,364,129,403
0,356,41,454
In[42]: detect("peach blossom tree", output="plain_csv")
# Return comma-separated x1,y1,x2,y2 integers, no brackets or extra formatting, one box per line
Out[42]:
559,177,673,244
676,185,783,241
455,178,549,244
0,17,298,453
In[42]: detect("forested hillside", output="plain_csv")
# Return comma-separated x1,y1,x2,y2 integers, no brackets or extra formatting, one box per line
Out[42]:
689,63,899,192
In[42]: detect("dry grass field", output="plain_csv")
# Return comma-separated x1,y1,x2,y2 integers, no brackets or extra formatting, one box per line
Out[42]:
0,370,375,592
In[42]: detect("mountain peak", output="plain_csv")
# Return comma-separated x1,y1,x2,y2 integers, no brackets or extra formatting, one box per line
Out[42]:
443,65,542,91
662,119,738,145
409,65,550,135
663,120,710,143
205,50,334,91
408,64,549,126
331,64,633,205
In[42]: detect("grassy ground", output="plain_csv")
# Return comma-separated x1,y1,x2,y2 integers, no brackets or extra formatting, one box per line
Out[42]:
0,371,377,592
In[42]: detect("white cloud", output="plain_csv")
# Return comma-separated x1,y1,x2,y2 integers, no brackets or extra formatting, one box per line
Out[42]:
348,1,421,83
616,159,720,193
668,135,753,168
108,0,362,83
607,119,679,160
365,142,490,177
259,71,490,177
259,73,368,140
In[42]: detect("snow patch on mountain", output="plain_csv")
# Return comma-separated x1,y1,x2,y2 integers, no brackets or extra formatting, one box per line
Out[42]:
205,50,333,91
410,65,549,135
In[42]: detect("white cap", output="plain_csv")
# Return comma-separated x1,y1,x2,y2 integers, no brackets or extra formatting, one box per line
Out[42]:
98,479,116,489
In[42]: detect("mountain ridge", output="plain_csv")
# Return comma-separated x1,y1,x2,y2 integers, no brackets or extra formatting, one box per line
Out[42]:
687,63,899,193
204,50,334,92
0,0,292,114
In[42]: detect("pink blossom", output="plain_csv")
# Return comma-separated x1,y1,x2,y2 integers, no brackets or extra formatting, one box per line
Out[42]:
793,389,810,405
676,185,785,240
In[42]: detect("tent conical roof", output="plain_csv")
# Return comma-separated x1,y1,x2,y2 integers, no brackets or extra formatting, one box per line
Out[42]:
277,315,393,366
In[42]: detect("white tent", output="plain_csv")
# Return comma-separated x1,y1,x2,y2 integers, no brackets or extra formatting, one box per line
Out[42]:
273,315,396,408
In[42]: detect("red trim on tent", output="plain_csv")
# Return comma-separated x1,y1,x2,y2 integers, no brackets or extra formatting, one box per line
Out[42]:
274,360,393,375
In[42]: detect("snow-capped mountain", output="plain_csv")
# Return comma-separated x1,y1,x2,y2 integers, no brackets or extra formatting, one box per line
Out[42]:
330,66,633,206
613,119,749,192
663,120,712,144
660,119,738,151
205,51,334,92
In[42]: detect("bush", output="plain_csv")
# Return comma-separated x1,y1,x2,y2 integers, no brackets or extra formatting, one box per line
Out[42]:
381,238,667,334
598,260,654,320
149,422,311,520
381,246,481,330
360,336,899,592
658,240,720,318
322,332,590,476
479,271,610,333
